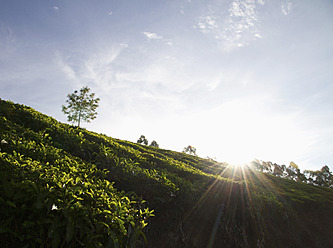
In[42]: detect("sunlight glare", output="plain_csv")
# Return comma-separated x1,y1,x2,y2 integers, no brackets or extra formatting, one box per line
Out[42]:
186,97,312,168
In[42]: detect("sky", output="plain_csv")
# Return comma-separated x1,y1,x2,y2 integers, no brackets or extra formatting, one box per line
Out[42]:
1,0,333,171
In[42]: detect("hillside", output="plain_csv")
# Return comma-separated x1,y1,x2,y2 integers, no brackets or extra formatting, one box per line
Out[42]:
1,99,333,248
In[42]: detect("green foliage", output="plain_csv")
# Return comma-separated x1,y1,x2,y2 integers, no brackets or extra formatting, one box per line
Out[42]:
304,165,333,188
137,135,148,146
182,145,197,156
1,99,333,248
149,140,159,148
0,100,152,247
62,86,100,127
250,159,333,188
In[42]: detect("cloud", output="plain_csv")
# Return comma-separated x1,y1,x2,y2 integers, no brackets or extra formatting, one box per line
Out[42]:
82,46,128,91
53,43,129,94
53,42,192,120
119,43,128,48
54,53,77,81
53,6,60,12
0,25,16,55
254,33,263,39
1,25,14,40
196,15,218,34
142,32,163,40
281,1,293,16
223,0,262,49
108,11,113,16
194,0,264,51
142,31,174,46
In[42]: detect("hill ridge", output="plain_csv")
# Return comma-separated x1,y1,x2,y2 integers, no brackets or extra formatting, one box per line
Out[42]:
1,99,333,248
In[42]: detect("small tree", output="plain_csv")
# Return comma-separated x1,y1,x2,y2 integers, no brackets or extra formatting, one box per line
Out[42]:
149,140,159,148
182,145,197,156
62,86,100,127
137,135,148,145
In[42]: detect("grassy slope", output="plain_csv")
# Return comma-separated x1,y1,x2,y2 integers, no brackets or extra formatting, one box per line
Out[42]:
1,99,333,248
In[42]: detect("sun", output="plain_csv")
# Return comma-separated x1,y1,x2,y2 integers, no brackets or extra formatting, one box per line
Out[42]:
217,149,254,168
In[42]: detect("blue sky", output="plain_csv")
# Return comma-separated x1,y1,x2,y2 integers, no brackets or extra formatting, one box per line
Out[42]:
1,0,333,171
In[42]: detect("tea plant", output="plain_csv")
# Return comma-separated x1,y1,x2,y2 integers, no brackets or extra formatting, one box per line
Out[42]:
0,101,153,247
2,99,333,248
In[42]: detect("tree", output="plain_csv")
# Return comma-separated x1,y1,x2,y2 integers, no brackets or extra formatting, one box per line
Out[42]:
260,161,273,174
311,166,333,187
149,140,159,148
250,159,264,172
250,159,332,188
286,162,306,182
62,86,100,127
272,163,285,177
182,145,197,156
137,135,148,145
304,169,315,185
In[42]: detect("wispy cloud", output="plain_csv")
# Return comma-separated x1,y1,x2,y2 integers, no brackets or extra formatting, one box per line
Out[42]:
2,0,332,171
53,6,60,12
82,45,129,91
196,15,218,34
142,31,174,47
54,53,77,81
54,43,129,93
281,1,293,16
142,32,163,40
194,0,264,51
222,0,263,50
0,25,16,56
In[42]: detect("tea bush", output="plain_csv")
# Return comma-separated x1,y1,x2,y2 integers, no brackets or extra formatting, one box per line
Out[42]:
0,101,153,248
1,99,333,248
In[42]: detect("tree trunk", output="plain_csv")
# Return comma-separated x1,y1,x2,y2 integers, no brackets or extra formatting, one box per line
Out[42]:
78,110,81,127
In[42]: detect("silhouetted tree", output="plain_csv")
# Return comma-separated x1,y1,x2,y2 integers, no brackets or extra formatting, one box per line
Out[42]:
250,159,332,188
183,145,197,156
251,159,264,172
286,162,305,182
62,86,100,127
206,156,217,162
149,140,159,148
304,169,315,185
311,166,333,187
262,161,273,174
272,163,286,177
137,135,148,145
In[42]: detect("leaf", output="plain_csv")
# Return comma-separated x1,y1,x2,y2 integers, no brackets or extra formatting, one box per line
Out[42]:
5,200,16,208
97,221,110,229
103,210,112,215
23,220,36,228
51,230,61,248
0,226,10,234
4,182,14,197
66,218,75,242
108,231,120,248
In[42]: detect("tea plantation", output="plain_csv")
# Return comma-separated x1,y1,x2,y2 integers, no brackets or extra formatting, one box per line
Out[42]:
1,99,333,247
